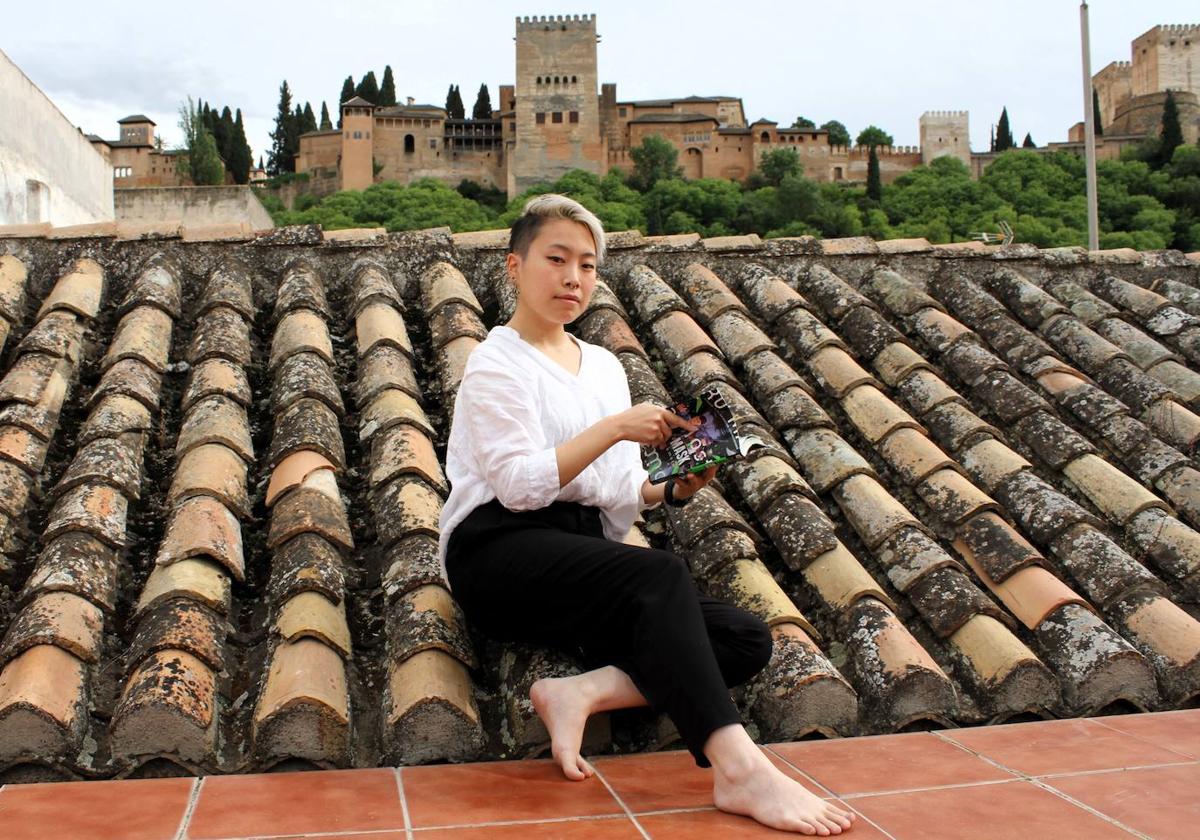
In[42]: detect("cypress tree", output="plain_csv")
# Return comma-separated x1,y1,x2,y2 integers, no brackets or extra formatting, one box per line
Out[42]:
302,102,318,134
356,71,379,103
379,66,397,106
445,84,464,119
866,146,882,201
320,101,332,131
1159,89,1183,168
228,109,252,184
1022,132,1036,148
1093,87,1103,136
267,80,294,175
338,76,355,128
216,106,234,162
472,83,493,119
995,107,1014,152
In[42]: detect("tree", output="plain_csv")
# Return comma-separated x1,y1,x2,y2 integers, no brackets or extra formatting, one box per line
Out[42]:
1093,87,1104,136
379,65,397,106
257,155,264,170
338,76,355,128
301,102,318,134
866,146,882,201
320,101,332,131
445,84,465,119
758,147,802,186
821,120,850,147
227,109,252,184
1022,132,1037,149
177,97,224,185
995,107,1015,152
1159,89,1183,169
356,70,379,103
268,80,296,175
791,116,815,129
473,83,493,120
628,135,683,192
856,125,893,149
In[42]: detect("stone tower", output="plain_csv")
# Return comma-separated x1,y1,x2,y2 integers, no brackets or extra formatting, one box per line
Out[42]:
919,111,970,166
1131,25,1200,98
509,14,605,196
340,97,375,192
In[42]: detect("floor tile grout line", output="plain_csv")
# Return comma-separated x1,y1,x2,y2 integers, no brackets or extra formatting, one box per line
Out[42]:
761,744,838,798
1088,715,1200,762
1030,777,1154,840
929,730,1036,779
173,776,204,840
590,763,652,840
393,766,413,840
408,814,653,832
836,799,901,840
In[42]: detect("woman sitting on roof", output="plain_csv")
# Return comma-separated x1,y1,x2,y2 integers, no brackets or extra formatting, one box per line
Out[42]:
439,193,856,836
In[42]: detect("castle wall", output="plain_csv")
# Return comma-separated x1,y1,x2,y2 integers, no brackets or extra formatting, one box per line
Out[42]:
340,105,374,191
919,111,970,166
1094,61,1134,128
1132,25,1200,98
114,185,273,229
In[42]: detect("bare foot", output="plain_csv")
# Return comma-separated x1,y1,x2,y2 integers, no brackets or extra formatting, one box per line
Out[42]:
530,676,595,781
713,753,856,835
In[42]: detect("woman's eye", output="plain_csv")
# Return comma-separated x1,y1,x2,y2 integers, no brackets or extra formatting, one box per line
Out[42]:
548,255,564,263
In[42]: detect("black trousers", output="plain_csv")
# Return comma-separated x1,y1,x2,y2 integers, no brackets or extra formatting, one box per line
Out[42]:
445,499,773,768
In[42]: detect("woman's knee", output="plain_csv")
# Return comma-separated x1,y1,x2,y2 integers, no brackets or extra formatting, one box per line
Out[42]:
719,614,774,687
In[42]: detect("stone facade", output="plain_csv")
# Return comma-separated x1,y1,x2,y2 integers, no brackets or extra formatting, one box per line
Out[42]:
88,116,192,189
1092,24,1200,145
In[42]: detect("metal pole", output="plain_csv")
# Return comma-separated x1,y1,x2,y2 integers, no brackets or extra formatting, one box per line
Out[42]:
1081,2,1100,250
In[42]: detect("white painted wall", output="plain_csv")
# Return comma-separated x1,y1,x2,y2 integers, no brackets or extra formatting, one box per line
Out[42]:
115,187,275,229
0,49,113,226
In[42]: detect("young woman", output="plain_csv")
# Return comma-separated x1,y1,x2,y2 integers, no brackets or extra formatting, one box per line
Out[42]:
439,194,855,836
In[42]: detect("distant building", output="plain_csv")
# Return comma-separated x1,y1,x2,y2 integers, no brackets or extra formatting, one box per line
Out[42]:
87,116,194,188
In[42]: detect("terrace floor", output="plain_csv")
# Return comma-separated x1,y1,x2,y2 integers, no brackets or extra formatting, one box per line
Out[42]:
0,708,1196,839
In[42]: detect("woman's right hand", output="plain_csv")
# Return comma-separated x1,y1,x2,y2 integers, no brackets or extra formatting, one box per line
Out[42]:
611,403,698,446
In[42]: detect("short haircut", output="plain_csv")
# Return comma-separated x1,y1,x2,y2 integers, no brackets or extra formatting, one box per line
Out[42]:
508,193,606,264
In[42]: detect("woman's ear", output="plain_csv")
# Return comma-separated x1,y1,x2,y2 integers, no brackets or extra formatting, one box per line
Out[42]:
505,251,522,288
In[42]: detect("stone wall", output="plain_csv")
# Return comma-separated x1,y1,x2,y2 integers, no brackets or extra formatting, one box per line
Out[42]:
0,49,112,225
114,186,274,229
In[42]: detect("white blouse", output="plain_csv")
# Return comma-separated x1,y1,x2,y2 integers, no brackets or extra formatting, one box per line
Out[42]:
437,325,655,588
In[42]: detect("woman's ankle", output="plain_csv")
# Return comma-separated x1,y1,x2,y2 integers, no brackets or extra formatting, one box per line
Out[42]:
705,724,771,782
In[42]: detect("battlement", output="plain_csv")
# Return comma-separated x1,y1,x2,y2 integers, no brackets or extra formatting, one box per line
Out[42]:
920,110,968,120
1156,23,1200,34
516,13,596,27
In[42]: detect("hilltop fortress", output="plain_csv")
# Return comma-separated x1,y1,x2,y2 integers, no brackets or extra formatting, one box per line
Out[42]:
288,16,1197,198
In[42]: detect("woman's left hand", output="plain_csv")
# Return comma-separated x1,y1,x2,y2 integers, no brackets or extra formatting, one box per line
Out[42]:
673,465,718,501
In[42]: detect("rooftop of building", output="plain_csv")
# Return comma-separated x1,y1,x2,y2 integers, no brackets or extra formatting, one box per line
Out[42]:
116,114,155,125
622,95,738,107
628,112,719,125
0,222,1196,836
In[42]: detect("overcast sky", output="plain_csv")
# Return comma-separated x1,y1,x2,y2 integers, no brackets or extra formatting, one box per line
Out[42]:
6,1,1196,166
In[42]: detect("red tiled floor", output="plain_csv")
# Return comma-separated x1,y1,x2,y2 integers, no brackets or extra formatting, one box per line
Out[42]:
402,757,624,828
850,780,1134,840
416,816,644,838
935,715,1192,776
768,732,1015,796
637,802,883,839
1088,708,1200,759
1044,763,1200,840
186,767,404,839
0,776,193,840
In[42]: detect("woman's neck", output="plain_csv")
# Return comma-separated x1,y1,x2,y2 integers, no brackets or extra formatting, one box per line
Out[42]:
506,304,570,348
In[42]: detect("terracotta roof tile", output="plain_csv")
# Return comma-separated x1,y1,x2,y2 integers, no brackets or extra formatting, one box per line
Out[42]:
778,307,847,357
110,648,218,765
385,650,482,761
876,237,932,254
17,312,84,363
275,591,352,658
905,564,1014,637
118,258,182,319
0,366,69,440
895,369,965,415
808,346,876,397
21,533,119,614
841,384,923,443
0,424,48,475
349,260,403,317
169,443,250,519
673,351,741,393
1126,508,1200,585
739,268,809,324
44,483,128,548
0,592,104,666
359,389,433,443
437,336,481,409
679,263,748,323
270,310,334,370
0,353,64,406
177,395,254,462
78,394,152,445
758,493,838,570
125,597,228,675
576,307,646,357
1145,359,1200,404
253,637,349,765
741,351,811,400
36,258,104,320
626,265,689,324
54,436,143,500
837,306,907,360
708,312,775,365
1116,592,1200,675
0,254,28,323
706,558,815,632
584,279,629,319
268,486,353,554
921,400,999,453
947,614,1043,689
873,342,934,387
1062,454,1170,525
357,302,414,358
266,451,336,508
272,351,346,418
429,301,489,350
424,262,483,315
99,306,173,374
198,264,255,321
188,306,252,367
274,261,330,319
650,310,721,365
877,426,958,485
156,496,245,581
787,427,875,493
90,359,163,414
182,359,251,412
803,544,896,612
356,345,421,405
0,644,87,751
874,528,964,592
388,583,477,668
911,307,971,353
1092,275,1172,319
915,468,1000,526
833,474,923,549
267,397,345,470
727,454,814,514
689,527,759,580
0,461,33,523
956,512,1045,582
369,425,447,495
269,534,346,607
801,264,872,321
136,558,231,618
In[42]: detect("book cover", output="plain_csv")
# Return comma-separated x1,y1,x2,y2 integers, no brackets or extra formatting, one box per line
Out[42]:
641,385,764,484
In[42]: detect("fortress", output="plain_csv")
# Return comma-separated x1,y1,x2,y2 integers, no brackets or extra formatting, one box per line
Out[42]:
295,14,971,198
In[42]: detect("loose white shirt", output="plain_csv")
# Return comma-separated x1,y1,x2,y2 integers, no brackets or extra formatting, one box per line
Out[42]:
437,325,655,589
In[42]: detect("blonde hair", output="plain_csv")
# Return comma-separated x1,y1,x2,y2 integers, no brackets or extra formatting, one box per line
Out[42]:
509,193,606,263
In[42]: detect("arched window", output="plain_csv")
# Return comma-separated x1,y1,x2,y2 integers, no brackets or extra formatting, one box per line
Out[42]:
571,75,577,83
554,76,560,84
536,76,542,84
760,131,770,143
404,134,415,153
